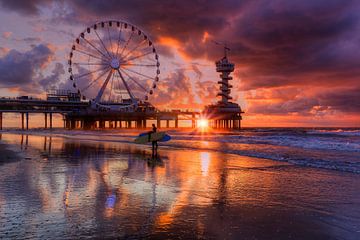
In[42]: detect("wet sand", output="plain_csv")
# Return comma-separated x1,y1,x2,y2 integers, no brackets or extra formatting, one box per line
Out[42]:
0,132,359,239
0,142,22,166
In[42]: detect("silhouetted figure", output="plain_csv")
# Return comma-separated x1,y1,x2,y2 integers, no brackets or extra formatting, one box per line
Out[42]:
149,124,158,157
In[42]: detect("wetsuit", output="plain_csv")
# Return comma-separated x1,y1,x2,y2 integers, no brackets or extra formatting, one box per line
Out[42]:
151,126,158,156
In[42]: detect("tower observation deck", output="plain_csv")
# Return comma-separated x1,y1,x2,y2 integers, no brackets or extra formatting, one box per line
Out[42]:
202,46,243,129
216,55,234,104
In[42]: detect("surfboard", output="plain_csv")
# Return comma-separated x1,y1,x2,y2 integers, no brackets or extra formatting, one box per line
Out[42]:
138,132,171,142
134,131,167,144
160,134,171,142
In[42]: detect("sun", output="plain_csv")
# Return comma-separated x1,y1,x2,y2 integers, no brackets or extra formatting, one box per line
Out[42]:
198,119,209,129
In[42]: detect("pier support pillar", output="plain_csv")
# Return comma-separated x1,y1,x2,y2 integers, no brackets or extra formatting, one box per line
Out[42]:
50,113,53,129
157,118,160,128
166,120,170,128
99,120,105,129
192,113,195,128
71,120,76,129
0,112,2,130
65,119,70,129
21,113,25,130
143,119,146,128
175,118,178,128
26,113,29,130
45,113,48,129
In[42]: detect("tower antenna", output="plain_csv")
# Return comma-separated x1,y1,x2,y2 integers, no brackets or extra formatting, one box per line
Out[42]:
211,40,230,58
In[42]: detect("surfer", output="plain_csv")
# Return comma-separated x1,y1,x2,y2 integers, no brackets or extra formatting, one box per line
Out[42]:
149,124,158,157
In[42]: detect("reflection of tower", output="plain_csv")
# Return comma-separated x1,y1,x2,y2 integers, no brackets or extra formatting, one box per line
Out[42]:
216,49,234,104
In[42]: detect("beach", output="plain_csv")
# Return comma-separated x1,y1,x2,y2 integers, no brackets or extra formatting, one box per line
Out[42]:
0,129,359,239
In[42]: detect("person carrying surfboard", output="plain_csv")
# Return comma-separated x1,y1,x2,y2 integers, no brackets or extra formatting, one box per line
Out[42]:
149,124,158,157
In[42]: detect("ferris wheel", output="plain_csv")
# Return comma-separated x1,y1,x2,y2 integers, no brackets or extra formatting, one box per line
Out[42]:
68,20,160,110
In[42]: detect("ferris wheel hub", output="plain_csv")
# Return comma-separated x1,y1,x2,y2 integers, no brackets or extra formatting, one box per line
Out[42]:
110,58,120,69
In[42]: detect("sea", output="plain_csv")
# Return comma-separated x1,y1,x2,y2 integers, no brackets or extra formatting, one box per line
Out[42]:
6,127,358,173
0,127,359,239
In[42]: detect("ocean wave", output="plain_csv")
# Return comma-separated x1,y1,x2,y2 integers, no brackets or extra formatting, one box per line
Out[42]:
307,129,360,136
1,129,360,174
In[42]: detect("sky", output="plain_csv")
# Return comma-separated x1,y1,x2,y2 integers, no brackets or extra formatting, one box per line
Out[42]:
0,0,359,127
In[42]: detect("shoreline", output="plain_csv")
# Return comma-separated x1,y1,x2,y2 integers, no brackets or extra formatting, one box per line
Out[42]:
1,128,359,174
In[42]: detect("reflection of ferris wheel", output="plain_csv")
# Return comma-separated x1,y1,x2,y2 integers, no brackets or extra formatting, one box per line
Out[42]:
68,20,160,110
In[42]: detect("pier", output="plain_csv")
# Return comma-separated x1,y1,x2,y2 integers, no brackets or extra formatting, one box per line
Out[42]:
0,96,203,130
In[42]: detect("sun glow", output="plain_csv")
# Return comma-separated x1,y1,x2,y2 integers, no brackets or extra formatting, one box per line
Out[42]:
198,119,209,129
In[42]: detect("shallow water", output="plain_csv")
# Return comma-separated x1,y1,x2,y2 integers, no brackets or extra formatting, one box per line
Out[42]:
0,132,359,239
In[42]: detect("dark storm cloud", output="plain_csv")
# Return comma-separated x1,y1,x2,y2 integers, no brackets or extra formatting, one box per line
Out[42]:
319,88,360,113
0,44,64,93
0,0,49,15
0,44,53,87
2,0,360,116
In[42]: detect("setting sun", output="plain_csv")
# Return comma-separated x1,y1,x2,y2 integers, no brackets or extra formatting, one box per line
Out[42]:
198,119,209,129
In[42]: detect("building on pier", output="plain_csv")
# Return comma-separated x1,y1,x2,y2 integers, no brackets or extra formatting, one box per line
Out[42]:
202,48,243,129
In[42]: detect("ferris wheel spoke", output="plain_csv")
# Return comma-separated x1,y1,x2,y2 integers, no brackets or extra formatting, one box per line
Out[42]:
73,62,108,66
119,68,148,92
81,67,111,92
74,65,110,79
117,69,135,101
107,25,114,54
108,72,115,101
81,37,111,60
74,48,105,61
121,67,155,80
122,39,146,59
122,51,154,63
94,29,113,58
121,63,157,67
120,31,134,56
115,24,123,56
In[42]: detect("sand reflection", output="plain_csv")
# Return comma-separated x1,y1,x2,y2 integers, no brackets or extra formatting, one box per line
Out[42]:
0,133,358,239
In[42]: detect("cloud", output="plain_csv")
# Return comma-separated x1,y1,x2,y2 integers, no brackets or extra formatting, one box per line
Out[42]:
0,0,48,15
0,44,64,93
39,62,65,90
247,86,360,115
2,32,12,39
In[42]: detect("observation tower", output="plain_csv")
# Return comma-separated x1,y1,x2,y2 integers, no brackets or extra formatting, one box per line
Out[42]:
216,48,234,104
202,46,243,129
